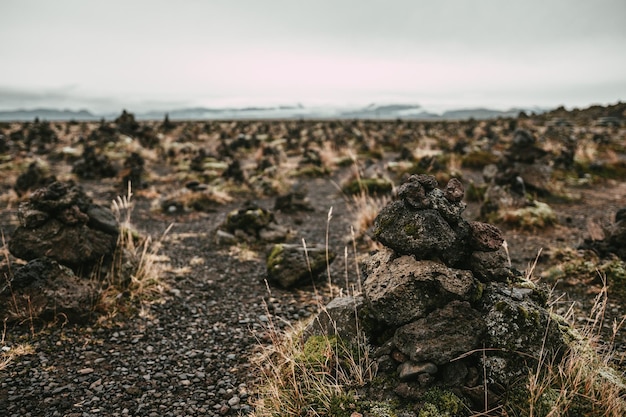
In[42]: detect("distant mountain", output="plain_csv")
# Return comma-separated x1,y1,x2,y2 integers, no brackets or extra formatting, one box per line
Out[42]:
439,108,535,120
0,108,99,121
0,104,547,122
339,104,422,118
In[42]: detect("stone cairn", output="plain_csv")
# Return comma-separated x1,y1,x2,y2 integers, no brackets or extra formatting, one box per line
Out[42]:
2,181,119,323
307,174,568,409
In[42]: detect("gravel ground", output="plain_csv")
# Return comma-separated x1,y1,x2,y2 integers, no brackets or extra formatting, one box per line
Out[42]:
2,165,625,416
1,175,355,417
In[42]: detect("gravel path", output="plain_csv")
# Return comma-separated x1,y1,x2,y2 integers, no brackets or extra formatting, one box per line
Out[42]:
1,176,355,417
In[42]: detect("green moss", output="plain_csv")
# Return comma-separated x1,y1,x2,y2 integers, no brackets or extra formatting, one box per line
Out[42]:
328,393,359,417
367,402,398,417
575,160,626,180
472,281,484,302
266,244,284,272
419,388,469,417
461,151,499,169
293,165,331,178
499,200,557,229
403,222,419,236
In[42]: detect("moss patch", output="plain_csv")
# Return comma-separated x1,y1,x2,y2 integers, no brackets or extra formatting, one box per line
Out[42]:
499,200,556,229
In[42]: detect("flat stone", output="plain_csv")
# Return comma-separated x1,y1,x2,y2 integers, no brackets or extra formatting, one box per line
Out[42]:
397,361,438,381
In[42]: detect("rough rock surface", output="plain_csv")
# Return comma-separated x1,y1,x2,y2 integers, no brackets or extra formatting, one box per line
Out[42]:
8,181,119,269
363,250,480,326
0,257,99,323
266,243,336,289
374,174,502,267
581,207,626,261
308,174,568,408
222,204,289,243
394,301,485,364
303,295,365,341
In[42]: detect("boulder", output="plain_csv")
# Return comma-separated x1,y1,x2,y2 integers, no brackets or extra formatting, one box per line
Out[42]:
304,175,570,413
362,249,481,326
480,281,567,385
14,161,56,197
373,175,482,266
0,257,99,323
266,243,336,289
72,145,118,179
223,204,289,243
8,181,119,270
394,301,485,364
303,295,365,341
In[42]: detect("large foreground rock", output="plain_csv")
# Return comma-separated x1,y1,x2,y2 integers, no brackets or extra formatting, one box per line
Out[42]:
305,175,571,411
9,181,119,269
363,249,481,326
0,257,99,323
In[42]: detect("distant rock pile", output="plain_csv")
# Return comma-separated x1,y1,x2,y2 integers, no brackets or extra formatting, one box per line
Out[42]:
307,174,568,410
218,204,290,244
581,207,626,261
2,181,120,323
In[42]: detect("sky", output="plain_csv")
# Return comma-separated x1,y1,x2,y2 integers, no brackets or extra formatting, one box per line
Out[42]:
1,0,625,113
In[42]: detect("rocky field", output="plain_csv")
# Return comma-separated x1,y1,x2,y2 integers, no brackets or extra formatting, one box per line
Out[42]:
0,104,625,416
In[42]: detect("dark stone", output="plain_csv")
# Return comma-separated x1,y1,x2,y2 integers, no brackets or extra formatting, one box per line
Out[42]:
222,160,246,183
8,181,119,270
373,202,469,266
303,295,364,341
394,301,486,364
467,249,517,282
266,243,336,289
72,145,118,179
122,152,144,189
14,162,56,197
363,250,481,326
468,221,504,252
0,258,99,323
444,178,464,202
274,183,314,212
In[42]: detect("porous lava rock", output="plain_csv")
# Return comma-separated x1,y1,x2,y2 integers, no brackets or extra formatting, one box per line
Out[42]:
306,175,568,411
373,174,502,267
14,161,56,197
8,181,119,270
0,257,99,323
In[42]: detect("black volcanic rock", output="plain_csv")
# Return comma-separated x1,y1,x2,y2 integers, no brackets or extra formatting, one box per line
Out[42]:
9,181,119,269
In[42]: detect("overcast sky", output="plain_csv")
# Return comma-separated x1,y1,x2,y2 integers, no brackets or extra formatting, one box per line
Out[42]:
1,0,625,113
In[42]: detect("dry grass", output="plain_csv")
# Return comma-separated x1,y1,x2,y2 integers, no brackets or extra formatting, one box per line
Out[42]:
0,339,34,372
524,275,626,417
250,293,376,417
97,184,170,317
348,190,390,241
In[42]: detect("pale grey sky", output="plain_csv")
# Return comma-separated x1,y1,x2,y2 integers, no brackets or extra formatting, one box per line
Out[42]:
1,0,625,112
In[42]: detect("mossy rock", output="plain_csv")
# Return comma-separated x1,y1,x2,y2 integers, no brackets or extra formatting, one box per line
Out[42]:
293,165,331,178
418,388,469,417
342,177,394,196
266,243,336,288
499,200,556,229
461,151,499,169
225,206,273,236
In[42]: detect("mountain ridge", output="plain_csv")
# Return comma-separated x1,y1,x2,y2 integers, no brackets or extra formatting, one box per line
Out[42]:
0,104,548,122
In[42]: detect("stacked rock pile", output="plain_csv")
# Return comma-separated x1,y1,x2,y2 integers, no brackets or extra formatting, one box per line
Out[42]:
307,174,568,409
2,181,119,322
